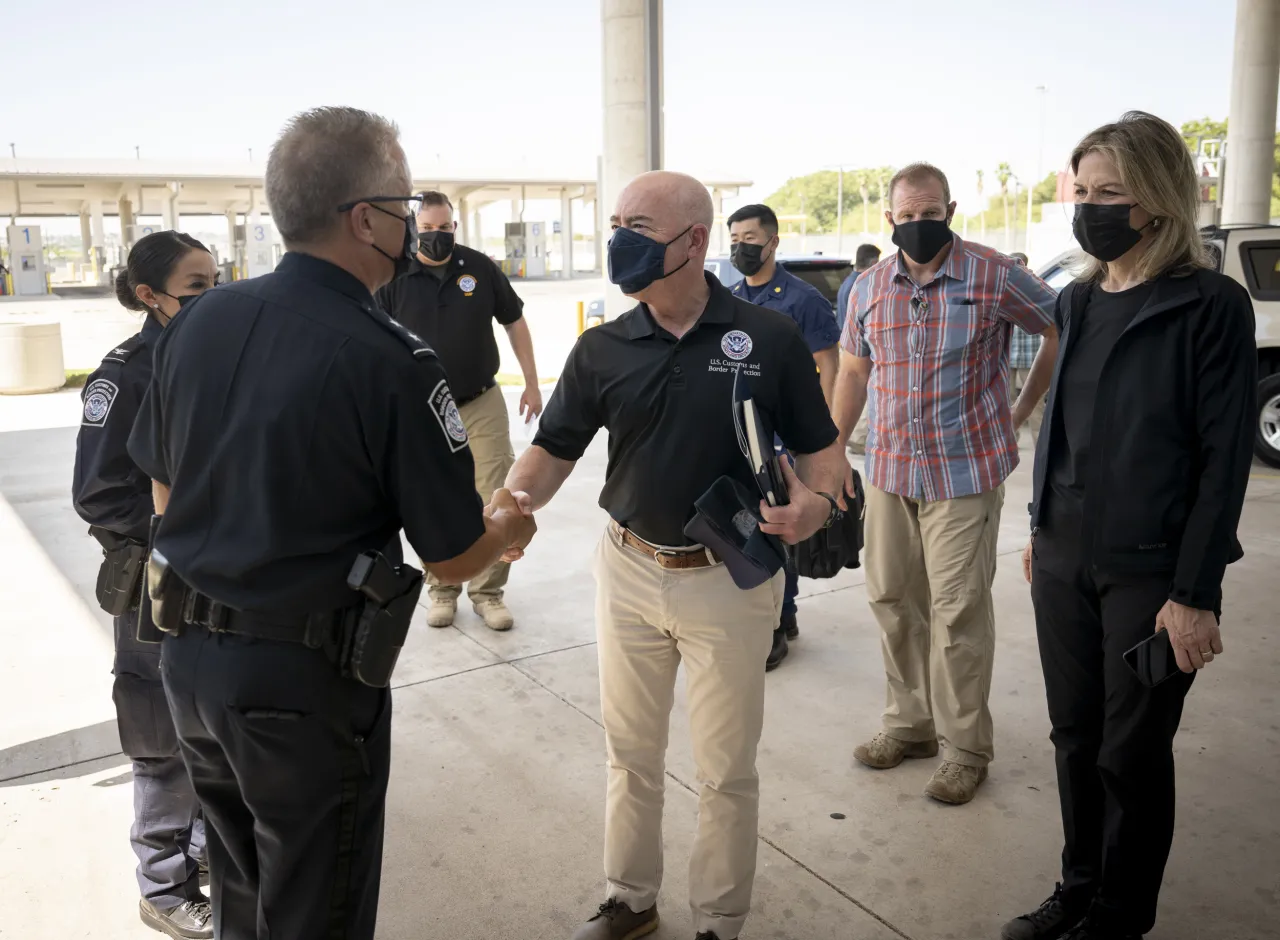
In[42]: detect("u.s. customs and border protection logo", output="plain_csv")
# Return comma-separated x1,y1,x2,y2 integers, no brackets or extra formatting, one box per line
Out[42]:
82,378,119,426
721,329,753,361
428,379,470,453
457,274,477,296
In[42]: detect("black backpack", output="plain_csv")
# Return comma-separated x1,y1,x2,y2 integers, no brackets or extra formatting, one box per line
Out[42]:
793,468,865,579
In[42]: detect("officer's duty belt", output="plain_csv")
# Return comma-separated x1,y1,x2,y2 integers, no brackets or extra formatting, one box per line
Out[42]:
613,522,719,570
181,590,345,648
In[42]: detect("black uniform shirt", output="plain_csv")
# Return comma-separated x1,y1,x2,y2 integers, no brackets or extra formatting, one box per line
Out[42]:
127,252,486,614
72,317,163,541
376,244,524,402
1044,280,1154,533
535,271,839,546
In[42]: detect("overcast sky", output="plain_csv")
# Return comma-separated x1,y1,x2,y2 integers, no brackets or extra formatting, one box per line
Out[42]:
3,0,1262,211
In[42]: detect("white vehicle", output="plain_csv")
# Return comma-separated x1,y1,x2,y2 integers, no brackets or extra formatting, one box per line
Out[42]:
1037,224,1280,468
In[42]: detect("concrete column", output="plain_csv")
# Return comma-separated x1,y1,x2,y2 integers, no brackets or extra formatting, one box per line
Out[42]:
601,0,662,314
79,209,92,263
458,197,470,246
1222,0,1280,225
118,196,135,247
592,197,603,273
710,187,724,256
90,203,106,284
560,187,574,278
471,207,483,255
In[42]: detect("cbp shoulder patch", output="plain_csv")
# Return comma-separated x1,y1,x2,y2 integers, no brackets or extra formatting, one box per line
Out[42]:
82,378,119,426
428,379,469,453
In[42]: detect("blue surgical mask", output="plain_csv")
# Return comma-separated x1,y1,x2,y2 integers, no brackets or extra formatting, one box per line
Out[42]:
607,224,693,295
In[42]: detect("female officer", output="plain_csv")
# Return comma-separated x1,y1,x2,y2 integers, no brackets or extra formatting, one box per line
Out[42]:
73,230,217,940
1002,112,1256,940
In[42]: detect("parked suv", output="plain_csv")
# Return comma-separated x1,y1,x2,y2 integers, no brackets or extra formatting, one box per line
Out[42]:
1036,225,1280,467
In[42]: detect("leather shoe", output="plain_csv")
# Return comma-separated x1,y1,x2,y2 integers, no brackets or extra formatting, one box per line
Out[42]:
765,626,788,670
1001,884,1087,940
570,898,659,940
780,610,798,640
139,899,213,939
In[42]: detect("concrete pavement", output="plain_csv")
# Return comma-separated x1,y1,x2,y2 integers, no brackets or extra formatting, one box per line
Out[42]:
1,387,1278,940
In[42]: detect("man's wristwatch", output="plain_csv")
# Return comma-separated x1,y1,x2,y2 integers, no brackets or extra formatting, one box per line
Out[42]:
818,492,841,529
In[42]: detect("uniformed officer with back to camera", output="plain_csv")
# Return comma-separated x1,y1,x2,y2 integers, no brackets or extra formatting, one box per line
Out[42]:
125,106,537,940
73,230,218,940
726,202,841,670
377,190,542,633
504,170,848,940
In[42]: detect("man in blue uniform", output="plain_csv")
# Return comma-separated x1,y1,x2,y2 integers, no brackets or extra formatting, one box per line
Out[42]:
727,204,840,669
127,107,536,940
73,230,218,940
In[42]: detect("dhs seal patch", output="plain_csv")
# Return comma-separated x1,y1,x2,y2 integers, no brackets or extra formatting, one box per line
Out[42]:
82,379,119,427
721,329,754,361
457,274,477,295
428,380,470,453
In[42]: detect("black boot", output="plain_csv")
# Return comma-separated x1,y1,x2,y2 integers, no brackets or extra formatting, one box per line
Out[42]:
766,627,789,671
1001,884,1089,940
781,610,798,639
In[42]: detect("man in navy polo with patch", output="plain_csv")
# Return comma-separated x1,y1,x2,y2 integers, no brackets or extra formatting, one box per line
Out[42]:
377,190,542,633
727,203,841,669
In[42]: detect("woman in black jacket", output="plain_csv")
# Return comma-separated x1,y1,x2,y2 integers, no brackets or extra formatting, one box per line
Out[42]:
1001,112,1256,940
73,230,217,940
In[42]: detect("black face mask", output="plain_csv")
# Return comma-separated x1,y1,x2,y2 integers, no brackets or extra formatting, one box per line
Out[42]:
1073,202,1152,262
417,230,455,262
730,241,768,277
891,218,953,264
367,205,418,280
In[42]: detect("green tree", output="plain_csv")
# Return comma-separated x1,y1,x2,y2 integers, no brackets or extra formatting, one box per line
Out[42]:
996,162,1012,234
765,165,894,234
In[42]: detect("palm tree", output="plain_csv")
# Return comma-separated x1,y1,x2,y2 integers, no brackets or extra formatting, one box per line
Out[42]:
996,162,1013,246
856,170,871,234
976,169,986,241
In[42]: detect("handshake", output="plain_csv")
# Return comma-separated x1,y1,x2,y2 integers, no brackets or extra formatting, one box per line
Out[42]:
484,488,538,564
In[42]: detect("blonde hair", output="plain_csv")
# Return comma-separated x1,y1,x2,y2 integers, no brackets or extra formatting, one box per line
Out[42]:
1070,111,1209,282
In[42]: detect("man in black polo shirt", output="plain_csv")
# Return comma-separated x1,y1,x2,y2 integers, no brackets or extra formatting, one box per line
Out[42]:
377,191,541,632
505,171,847,940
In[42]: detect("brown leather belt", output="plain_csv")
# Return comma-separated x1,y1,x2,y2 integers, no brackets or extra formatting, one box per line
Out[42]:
613,523,719,570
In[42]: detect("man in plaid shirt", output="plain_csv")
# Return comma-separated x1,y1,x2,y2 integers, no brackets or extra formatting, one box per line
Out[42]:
831,163,1059,804
1008,253,1046,450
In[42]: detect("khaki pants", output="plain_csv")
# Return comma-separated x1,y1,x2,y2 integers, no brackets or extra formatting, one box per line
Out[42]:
426,384,515,601
846,411,870,455
594,525,782,940
1011,367,1044,451
863,484,1004,767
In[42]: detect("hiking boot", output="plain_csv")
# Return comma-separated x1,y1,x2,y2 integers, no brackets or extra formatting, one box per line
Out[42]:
1062,915,1143,940
781,610,799,640
426,593,457,628
765,627,789,670
570,898,659,940
473,597,514,631
924,760,988,804
1001,884,1088,940
853,732,938,769
139,899,213,939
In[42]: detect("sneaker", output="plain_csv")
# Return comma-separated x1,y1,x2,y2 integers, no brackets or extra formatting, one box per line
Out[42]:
1001,884,1088,940
426,594,457,628
765,626,789,671
139,899,213,939
781,610,799,640
923,760,988,804
570,898,659,940
1061,915,1143,940
473,597,514,632
852,732,938,769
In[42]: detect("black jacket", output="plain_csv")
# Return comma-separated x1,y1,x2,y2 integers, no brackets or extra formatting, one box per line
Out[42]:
72,318,162,543
1030,267,1256,610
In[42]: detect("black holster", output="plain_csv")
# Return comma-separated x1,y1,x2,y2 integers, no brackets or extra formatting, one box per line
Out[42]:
343,551,424,688
147,546,188,636
90,527,147,617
